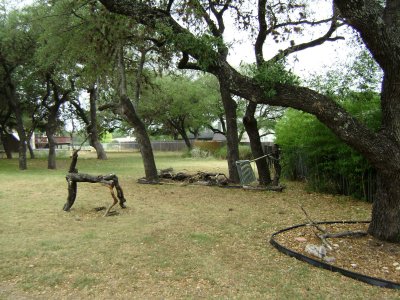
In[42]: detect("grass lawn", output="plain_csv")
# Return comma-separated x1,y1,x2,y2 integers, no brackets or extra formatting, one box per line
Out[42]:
0,152,398,299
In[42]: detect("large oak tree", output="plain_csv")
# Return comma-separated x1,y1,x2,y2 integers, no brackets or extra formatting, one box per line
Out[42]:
99,0,400,242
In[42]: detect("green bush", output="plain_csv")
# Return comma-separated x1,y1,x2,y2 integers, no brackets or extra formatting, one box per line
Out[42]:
193,140,224,153
275,92,380,201
212,144,253,160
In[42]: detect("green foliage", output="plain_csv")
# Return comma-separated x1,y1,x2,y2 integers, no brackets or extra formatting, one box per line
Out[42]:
276,49,382,201
193,140,223,153
246,60,299,97
307,50,382,97
212,144,252,160
140,74,221,140
276,93,380,201
100,132,113,143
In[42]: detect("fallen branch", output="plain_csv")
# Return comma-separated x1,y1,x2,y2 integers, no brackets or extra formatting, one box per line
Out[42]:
300,206,368,250
300,205,333,250
242,185,285,192
63,149,127,216
319,230,367,239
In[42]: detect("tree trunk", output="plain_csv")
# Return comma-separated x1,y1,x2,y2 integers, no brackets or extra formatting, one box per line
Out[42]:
88,84,107,160
271,144,282,186
169,119,192,150
5,80,27,169
121,95,158,181
46,123,57,170
27,131,35,159
117,46,158,182
180,129,192,150
367,70,400,242
243,102,272,186
219,79,240,183
27,141,35,159
368,171,400,242
0,131,13,159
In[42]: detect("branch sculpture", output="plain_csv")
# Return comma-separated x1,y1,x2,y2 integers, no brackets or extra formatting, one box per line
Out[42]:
63,149,127,216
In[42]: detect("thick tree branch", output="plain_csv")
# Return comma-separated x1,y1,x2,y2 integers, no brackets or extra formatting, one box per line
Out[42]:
255,0,267,65
334,0,396,71
69,99,90,125
177,52,203,70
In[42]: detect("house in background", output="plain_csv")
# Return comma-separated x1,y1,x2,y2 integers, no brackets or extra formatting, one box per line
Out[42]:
35,135,72,149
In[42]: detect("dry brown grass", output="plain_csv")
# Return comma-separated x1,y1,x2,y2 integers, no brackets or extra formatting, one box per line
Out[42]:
0,152,399,299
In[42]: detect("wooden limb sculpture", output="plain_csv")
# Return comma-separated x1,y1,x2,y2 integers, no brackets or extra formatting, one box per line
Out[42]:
63,150,127,216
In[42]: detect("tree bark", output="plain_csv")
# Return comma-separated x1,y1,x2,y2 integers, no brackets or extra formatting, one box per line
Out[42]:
168,118,192,150
88,84,107,160
45,76,71,170
27,139,35,159
5,79,27,169
0,111,13,159
26,130,35,159
271,144,281,186
243,102,272,186
219,79,240,183
368,171,400,242
117,46,158,182
180,126,192,150
0,130,13,159
46,110,58,170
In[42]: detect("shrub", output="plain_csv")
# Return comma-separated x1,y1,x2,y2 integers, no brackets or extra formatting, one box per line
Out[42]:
212,144,253,160
275,92,380,201
193,140,224,154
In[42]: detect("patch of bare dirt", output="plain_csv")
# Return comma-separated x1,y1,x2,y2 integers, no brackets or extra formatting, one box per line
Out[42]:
273,222,400,284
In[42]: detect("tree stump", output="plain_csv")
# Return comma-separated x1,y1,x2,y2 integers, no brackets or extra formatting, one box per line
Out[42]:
63,150,127,216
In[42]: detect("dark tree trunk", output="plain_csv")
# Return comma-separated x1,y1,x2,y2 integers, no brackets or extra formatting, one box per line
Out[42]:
368,171,400,242
0,130,13,159
45,102,59,170
121,95,158,181
26,131,35,159
117,46,158,182
271,144,281,186
88,84,107,160
219,79,240,183
27,141,35,159
243,102,272,186
367,70,400,241
5,79,27,169
45,76,71,170
0,112,13,159
180,129,192,150
169,118,192,150
46,122,57,170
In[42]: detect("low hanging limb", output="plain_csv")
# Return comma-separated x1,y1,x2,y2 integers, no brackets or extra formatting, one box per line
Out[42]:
63,149,127,216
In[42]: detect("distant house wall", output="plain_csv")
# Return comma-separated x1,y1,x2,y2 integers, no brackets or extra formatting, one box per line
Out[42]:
35,136,72,149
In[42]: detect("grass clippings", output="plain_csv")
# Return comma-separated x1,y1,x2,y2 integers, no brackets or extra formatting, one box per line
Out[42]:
0,152,399,299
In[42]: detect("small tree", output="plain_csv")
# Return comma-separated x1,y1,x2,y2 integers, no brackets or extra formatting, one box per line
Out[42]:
140,74,219,150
